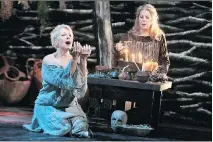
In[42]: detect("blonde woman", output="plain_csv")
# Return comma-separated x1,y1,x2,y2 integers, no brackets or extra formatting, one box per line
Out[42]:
115,4,170,80
23,24,93,138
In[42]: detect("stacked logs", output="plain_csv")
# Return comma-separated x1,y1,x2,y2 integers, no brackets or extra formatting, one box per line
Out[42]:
0,1,97,65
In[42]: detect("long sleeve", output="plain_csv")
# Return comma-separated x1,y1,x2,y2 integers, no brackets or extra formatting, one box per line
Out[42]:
114,33,129,61
72,64,88,99
42,64,75,90
158,35,170,74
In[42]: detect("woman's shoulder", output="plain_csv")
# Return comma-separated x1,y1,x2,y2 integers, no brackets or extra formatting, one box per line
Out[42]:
42,54,57,66
43,53,73,69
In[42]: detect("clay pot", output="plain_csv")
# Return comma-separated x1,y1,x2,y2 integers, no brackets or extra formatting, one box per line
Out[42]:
0,56,10,77
118,71,131,80
118,71,127,80
0,79,31,104
26,58,42,90
0,56,31,104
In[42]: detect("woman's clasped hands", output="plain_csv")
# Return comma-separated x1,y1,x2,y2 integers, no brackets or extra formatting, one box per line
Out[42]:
72,41,92,60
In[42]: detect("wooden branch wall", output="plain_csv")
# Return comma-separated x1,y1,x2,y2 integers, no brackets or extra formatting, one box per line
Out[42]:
0,1,211,127
0,1,97,67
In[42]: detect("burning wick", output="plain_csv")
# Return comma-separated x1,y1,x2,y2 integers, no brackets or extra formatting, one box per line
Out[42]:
138,53,143,70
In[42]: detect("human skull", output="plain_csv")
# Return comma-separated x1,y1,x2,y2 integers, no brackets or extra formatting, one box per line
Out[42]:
111,110,128,132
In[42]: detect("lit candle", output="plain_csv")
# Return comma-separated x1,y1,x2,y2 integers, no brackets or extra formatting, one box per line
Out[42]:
143,61,152,71
139,53,142,70
132,53,135,62
148,62,153,71
139,52,142,64
124,49,128,62
143,62,148,71
152,62,158,71
149,62,153,71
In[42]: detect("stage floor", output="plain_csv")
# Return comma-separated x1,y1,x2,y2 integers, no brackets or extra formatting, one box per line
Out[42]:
0,106,211,141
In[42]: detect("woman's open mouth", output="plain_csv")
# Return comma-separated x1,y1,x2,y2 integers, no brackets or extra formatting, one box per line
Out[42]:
66,41,71,45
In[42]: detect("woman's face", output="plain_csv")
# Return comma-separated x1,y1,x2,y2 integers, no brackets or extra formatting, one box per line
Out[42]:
57,28,73,49
138,9,152,31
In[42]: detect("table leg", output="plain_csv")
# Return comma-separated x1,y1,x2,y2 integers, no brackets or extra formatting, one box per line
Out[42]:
129,91,153,125
151,91,162,129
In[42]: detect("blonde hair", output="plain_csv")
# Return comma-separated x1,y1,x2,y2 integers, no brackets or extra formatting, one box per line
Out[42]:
50,24,73,48
130,4,164,40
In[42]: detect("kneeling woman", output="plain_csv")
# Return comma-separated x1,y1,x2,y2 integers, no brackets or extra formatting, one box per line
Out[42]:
23,24,92,138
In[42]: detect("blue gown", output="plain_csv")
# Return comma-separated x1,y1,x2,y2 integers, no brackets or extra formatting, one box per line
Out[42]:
23,60,89,136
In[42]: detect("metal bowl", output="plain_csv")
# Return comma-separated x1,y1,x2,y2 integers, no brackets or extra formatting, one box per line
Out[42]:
136,71,150,83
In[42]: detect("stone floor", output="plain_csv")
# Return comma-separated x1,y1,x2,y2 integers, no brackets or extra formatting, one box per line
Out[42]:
0,106,211,141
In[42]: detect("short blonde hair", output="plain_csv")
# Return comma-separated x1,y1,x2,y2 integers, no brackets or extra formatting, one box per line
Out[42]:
130,4,164,40
50,24,73,48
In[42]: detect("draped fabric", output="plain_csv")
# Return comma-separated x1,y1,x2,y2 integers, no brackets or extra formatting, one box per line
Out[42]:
23,60,90,136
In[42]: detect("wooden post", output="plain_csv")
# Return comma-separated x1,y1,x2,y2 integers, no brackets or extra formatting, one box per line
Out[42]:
94,0,114,68
151,91,163,130
59,0,66,10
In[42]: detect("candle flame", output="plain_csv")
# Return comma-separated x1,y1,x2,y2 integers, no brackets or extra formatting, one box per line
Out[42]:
124,49,128,53
124,49,128,62
139,53,142,64
132,53,135,62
